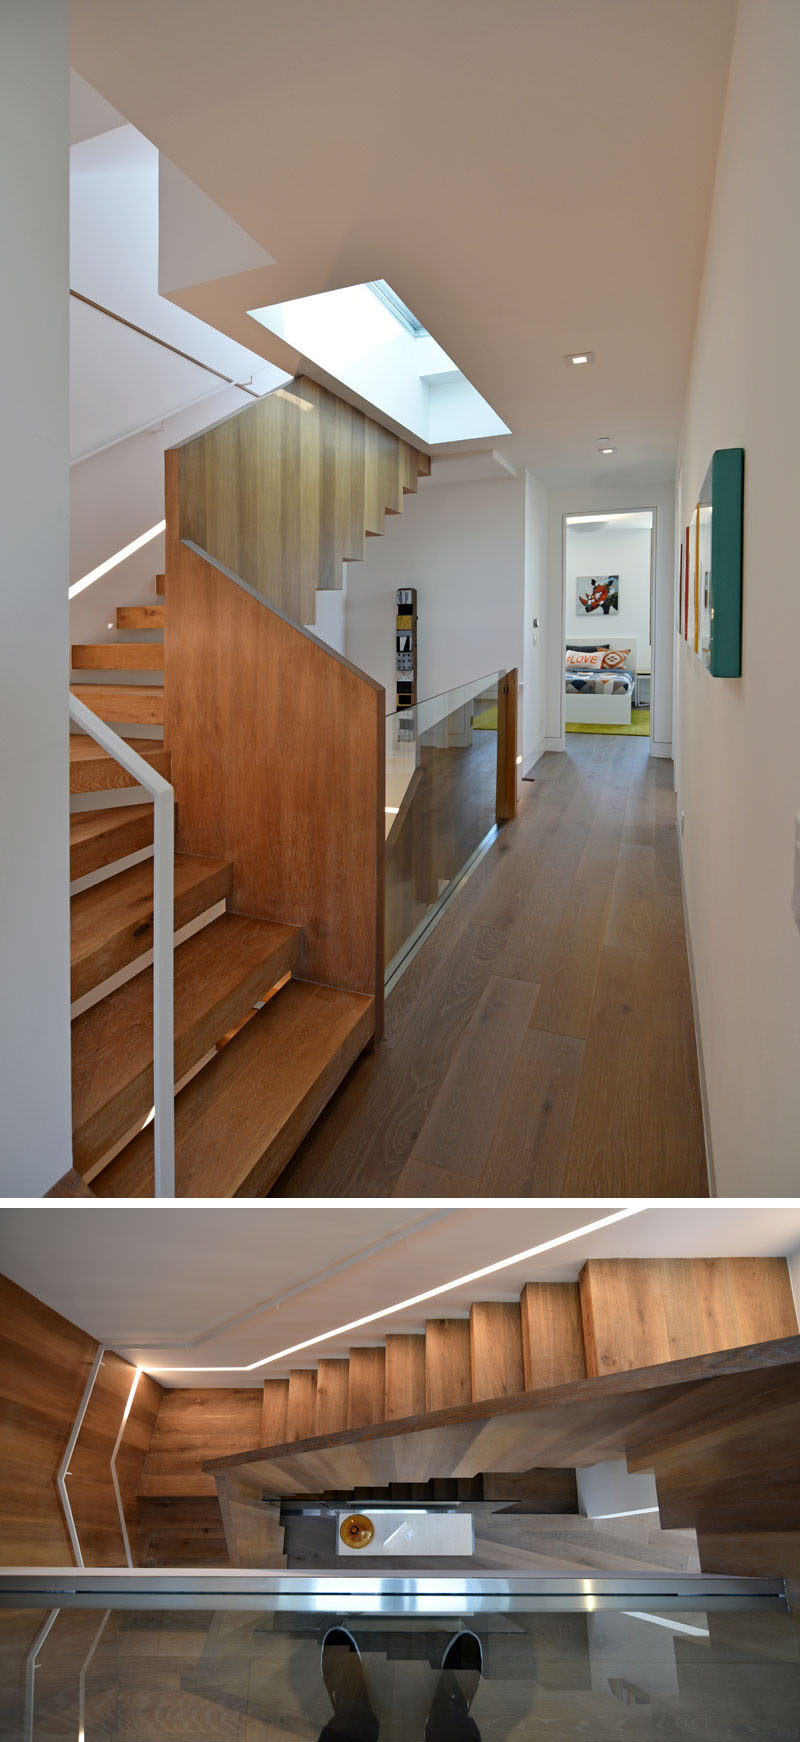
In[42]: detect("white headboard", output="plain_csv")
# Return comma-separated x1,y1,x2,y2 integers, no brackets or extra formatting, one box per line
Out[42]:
567,635,637,674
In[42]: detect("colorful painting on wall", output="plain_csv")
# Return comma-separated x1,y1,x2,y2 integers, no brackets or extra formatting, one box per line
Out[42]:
576,574,619,616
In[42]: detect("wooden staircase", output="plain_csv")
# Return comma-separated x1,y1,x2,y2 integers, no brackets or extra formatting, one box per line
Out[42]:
65,378,431,1195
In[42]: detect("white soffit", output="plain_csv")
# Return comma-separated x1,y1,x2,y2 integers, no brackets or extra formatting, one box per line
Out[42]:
0,1205,798,1386
159,155,275,294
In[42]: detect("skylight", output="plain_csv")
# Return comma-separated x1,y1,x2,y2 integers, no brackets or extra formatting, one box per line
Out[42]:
248,280,510,446
368,278,428,337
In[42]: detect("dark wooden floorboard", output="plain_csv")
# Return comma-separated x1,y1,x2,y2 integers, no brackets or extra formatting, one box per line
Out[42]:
273,737,708,1197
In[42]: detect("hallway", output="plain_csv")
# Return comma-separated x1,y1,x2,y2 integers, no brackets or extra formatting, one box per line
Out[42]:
276,736,708,1197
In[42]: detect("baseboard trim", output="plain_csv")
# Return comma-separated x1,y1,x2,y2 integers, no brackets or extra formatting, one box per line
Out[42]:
649,739,673,759
677,827,716,1196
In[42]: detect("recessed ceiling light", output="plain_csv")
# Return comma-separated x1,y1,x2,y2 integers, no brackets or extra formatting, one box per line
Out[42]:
600,446,615,456
565,350,595,366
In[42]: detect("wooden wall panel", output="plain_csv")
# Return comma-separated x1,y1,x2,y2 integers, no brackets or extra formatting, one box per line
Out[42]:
470,1302,525,1401
136,1497,229,1567
68,1353,162,1566
177,376,428,625
384,1334,426,1421
425,1319,472,1411
261,1378,289,1445
139,1388,263,1498
164,480,385,1019
347,1347,386,1428
287,1370,318,1441
0,1273,97,1564
0,1273,162,1567
520,1282,587,1390
315,1359,350,1434
580,1258,798,1376
495,668,519,821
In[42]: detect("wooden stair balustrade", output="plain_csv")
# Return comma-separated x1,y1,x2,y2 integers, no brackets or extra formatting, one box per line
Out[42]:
62,376,434,1194
203,1336,800,1505
177,375,430,628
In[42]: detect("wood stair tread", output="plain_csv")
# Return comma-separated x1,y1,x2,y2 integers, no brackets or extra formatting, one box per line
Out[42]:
71,684,165,724
93,979,374,1197
70,852,233,1001
116,604,164,629
70,804,154,880
69,735,170,793
71,643,165,670
72,912,302,1172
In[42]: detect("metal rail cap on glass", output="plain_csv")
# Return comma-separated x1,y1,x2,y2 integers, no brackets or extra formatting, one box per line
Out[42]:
69,696,175,1195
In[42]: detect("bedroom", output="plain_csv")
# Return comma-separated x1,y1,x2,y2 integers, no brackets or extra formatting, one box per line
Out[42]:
564,509,654,737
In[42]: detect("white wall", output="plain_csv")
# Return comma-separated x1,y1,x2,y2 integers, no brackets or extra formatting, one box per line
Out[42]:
523,469,550,767
0,0,73,1192
675,0,800,1191
545,482,675,756
576,1460,659,1520
345,472,526,707
565,521,653,670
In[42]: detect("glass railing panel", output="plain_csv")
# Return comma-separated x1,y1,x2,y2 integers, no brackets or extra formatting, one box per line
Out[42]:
3,1583,797,1740
385,671,504,980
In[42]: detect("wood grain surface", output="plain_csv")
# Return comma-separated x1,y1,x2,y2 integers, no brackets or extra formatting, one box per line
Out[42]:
164,473,385,1015
273,735,708,1196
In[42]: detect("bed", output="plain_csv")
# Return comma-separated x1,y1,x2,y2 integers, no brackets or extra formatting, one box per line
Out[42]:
564,636,637,727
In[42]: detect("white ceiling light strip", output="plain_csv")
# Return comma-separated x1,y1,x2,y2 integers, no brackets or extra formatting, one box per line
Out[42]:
145,1206,644,1375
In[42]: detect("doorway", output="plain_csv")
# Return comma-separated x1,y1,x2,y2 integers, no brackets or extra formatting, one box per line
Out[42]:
563,509,654,739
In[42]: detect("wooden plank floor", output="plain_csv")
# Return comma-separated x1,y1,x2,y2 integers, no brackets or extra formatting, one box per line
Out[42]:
274,736,708,1197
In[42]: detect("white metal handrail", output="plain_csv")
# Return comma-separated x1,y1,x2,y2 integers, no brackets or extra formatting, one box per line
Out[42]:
69,695,175,1194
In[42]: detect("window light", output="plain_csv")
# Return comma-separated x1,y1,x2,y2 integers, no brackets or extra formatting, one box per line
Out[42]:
368,279,428,337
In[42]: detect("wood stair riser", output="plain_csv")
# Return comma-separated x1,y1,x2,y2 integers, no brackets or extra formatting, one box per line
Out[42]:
70,855,233,1002
347,1348,386,1429
69,736,170,794
71,643,165,670
116,604,164,630
70,684,164,725
287,1371,317,1442
70,804,154,881
92,980,375,1196
72,914,301,1171
315,1361,350,1435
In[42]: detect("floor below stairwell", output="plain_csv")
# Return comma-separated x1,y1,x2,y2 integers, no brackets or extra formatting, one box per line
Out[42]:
274,735,708,1197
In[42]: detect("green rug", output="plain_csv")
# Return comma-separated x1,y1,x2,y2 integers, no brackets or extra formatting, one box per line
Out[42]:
472,705,498,731
566,708,650,737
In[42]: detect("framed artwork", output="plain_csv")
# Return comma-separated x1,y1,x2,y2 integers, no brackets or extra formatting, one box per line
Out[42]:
678,537,684,635
697,448,744,677
576,574,619,616
687,507,698,650
683,530,690,639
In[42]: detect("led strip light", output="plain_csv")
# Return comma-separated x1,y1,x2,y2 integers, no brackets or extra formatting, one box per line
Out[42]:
144,1207,644,1375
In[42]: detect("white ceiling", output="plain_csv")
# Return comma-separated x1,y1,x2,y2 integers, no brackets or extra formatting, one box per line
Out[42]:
69,121,287,464
1,1204,797,1386
70,0,737,488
